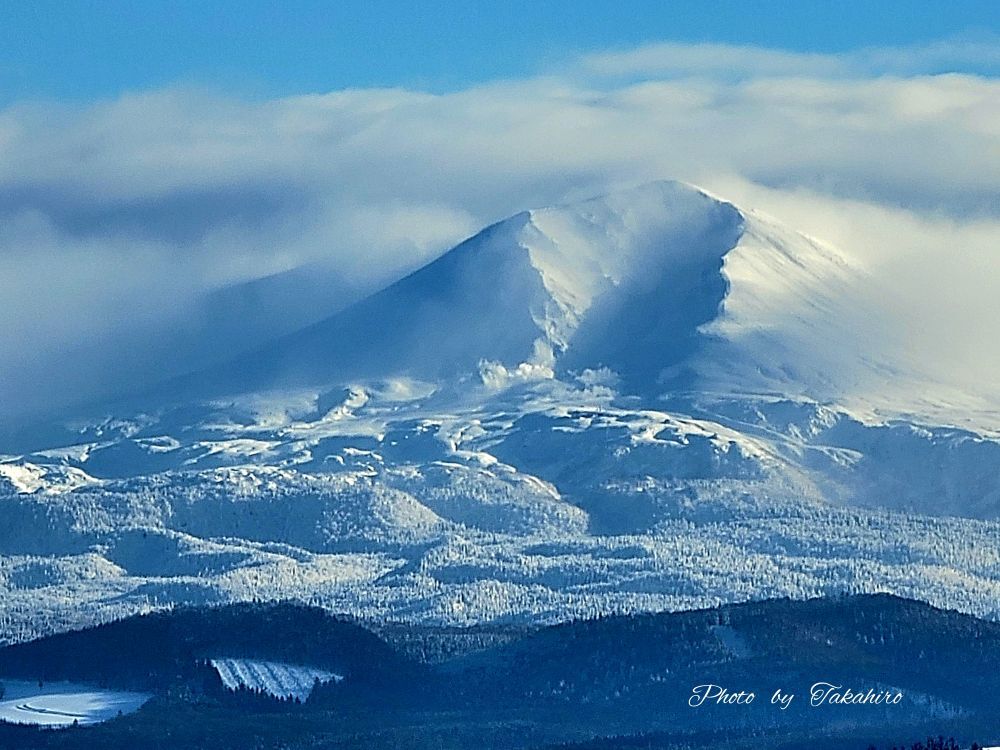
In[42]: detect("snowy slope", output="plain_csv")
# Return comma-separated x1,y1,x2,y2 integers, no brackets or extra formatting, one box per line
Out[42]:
174,181,955,422
1,181,999,639
210,658,341,701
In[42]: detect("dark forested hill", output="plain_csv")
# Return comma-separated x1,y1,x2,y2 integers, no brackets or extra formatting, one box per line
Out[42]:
0,595,998,750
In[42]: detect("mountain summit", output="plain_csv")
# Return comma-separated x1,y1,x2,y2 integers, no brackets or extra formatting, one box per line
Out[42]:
188,181,884,408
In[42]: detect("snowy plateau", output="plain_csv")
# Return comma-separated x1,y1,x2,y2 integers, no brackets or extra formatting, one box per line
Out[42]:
2,180,1000,643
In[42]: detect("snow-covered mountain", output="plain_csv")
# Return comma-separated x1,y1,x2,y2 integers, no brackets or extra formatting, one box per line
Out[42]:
178,183,888,407
2,181,999,642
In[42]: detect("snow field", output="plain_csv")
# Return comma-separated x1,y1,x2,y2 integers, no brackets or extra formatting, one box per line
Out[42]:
0,679,149,727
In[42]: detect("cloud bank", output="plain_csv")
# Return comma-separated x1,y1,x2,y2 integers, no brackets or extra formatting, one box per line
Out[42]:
1,39,998,419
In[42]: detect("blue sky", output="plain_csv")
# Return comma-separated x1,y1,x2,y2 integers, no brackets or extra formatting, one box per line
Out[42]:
1,0,998,102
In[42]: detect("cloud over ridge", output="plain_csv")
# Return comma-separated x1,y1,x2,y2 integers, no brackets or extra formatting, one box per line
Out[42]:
0,39,997,419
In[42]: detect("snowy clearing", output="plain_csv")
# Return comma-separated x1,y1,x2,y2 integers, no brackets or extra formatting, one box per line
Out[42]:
0,679,150,727
210,658,342,701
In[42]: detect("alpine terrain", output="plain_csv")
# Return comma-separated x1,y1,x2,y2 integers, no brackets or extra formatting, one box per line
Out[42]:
3,181,999,643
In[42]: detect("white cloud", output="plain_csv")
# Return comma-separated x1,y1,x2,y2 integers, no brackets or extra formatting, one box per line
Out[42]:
581,34,1000,79
0,40,997,419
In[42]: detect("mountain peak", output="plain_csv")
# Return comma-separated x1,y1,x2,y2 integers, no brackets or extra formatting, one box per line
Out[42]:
166,180,890,409
180,181,745,395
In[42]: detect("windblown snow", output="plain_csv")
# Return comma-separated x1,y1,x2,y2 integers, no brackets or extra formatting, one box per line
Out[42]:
2,181,999,642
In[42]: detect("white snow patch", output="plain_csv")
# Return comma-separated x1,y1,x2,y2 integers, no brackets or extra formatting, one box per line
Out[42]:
209,658,342,701
0,462,99,494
